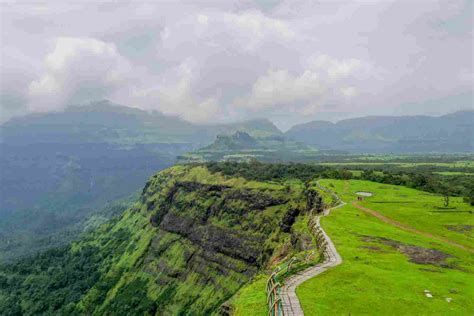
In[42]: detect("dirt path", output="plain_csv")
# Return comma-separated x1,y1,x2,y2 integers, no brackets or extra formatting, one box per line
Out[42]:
280,184,345,315
352,202,474,254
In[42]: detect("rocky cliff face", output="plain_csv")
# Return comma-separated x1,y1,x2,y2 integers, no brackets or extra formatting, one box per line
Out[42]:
10,164,307,315
0,164,314,315
113,166,300,314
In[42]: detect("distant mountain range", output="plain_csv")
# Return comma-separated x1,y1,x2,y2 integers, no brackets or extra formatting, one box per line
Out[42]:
285,110,474,153
0,100,280,261
1,100,280,145
0,100,472,261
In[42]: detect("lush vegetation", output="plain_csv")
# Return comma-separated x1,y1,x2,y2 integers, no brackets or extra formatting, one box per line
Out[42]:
205,161,328,182
0,165,317,315
1,161,473,315
204,159,474,205
297,179,474,315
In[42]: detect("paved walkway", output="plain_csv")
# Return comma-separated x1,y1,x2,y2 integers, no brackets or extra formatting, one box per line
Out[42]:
280,184,345,315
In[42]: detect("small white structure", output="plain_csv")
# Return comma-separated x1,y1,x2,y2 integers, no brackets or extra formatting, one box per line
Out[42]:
356,191,373,197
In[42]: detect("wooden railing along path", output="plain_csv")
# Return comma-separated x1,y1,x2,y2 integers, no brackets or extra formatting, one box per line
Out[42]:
268,181,345,316
266,257,297,316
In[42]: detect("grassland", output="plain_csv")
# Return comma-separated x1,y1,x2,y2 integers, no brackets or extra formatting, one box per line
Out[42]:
297,179,474,315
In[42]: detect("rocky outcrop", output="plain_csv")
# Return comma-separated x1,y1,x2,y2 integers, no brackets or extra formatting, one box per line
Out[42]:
159,212,263,265
306,188,323,214
130,167,303,314
150,181,287,227
280,207,300,233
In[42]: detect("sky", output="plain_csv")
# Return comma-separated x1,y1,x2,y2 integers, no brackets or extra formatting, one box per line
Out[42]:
1,0,473,130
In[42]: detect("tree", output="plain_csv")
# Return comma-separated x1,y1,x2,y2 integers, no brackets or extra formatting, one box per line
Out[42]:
442,193,450,208
441,185,452,208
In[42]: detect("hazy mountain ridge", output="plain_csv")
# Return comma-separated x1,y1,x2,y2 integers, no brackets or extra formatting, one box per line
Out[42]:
0,100,280,262
285,110,474,153
1,100,280,145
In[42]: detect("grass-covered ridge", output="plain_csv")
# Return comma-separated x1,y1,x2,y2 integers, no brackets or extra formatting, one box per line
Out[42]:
0,164,317,315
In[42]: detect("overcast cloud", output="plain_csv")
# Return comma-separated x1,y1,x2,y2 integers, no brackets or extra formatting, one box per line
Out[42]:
1,0,472,129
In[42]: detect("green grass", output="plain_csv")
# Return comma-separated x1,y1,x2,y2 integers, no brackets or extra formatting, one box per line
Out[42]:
297,179,474,315
338,180,473,247
231,275,268,316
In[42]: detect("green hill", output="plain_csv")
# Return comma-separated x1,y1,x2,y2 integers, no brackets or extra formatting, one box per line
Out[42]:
0,164,318,314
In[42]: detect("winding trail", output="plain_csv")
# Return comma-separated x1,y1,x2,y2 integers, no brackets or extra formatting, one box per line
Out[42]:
280,183,345,316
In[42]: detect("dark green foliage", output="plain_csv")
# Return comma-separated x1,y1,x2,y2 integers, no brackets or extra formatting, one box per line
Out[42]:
0,246,101,314
105,279,157,315
0,218,134,315
357,169,474,199
205,161,327,182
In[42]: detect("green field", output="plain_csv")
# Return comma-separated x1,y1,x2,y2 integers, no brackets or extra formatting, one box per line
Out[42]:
297,179,474,315
231,177,474,315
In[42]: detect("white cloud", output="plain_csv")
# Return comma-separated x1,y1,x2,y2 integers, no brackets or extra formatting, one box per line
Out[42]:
130,59,221,123
1,0,472,125
309,54,363,80
229,10,294,40
235,54,369,114
235,69,324,110
340,86,358,98
28,37,131,112
197,14,209,25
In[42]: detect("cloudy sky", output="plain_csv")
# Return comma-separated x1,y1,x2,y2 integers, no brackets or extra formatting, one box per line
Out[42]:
1,0,472,129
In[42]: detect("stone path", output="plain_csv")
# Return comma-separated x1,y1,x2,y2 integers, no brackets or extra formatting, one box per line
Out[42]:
280,184,345,315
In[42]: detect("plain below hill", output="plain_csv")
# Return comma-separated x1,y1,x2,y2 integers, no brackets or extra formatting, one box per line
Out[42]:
285,110,474,153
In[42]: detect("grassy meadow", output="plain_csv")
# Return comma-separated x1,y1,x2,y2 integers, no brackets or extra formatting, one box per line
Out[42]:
297,179,474,315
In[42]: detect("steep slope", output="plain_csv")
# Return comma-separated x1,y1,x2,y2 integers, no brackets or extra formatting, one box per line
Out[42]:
286,111,474,153
0,100,282,262
0,165,312,315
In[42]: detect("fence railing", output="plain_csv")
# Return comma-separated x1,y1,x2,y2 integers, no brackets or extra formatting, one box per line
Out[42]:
266,257,297,316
